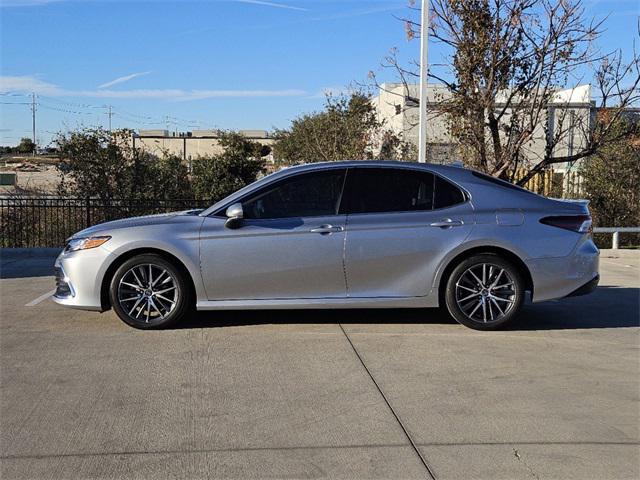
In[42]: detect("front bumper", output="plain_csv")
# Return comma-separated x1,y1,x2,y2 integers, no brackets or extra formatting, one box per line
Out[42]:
52,246,115,311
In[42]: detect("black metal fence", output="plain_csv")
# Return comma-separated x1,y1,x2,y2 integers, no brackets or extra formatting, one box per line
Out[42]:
0,197,210,248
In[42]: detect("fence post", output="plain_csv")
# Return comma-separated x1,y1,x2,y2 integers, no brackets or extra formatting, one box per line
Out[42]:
85,196,91,228
612,231,619,250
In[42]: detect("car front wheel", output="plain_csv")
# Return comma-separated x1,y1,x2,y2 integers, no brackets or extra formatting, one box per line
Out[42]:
109,254,191,329
445,254,524,330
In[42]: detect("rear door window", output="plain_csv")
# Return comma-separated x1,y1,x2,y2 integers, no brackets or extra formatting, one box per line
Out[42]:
341,168,435,214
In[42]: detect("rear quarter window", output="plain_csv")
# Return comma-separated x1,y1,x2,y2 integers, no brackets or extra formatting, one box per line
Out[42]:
434,175,466,209
471,171,536,195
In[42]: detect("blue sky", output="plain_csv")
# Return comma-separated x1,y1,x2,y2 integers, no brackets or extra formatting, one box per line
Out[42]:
1,0,638,146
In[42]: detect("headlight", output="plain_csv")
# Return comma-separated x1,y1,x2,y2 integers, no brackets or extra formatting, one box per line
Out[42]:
65,236,111,252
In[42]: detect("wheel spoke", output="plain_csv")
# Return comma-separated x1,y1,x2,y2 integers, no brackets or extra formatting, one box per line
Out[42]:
491,295,515,304
135,300,146,318
138,266,148,285
149,298,164,318
121,296,140,302
121,282,142,291
148,264,153,287
491,269,504,288
131,270,144,288
155,293,176,305
145,299,150,323
459,292,480,302
155,286,176,295
457,284,477,294
128,296,144,315
469,300,483,318
469,269,484,288
490,297,504,316
152,269,167,287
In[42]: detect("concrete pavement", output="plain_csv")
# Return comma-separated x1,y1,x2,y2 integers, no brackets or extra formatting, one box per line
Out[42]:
0,250,638,479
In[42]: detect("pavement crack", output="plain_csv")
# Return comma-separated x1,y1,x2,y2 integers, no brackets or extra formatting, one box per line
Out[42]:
513,448,541,480
338,323,437,480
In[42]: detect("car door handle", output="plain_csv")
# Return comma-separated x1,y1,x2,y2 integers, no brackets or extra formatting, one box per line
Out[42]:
430,218,464,228
310,224,344,234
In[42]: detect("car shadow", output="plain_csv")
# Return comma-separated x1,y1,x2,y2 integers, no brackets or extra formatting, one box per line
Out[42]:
173,286,639,331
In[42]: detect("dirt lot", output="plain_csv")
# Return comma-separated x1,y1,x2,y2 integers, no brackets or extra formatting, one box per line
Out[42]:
0,249,638,479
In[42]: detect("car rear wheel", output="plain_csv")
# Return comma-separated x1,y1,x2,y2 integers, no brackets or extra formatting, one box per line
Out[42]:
109,254,191,329
445,254,524,330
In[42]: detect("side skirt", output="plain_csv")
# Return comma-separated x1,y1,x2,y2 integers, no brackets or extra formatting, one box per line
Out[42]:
196,294,437,311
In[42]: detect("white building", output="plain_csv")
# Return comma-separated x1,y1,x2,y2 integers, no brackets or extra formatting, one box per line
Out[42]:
132,129,276,164
372,83,594,172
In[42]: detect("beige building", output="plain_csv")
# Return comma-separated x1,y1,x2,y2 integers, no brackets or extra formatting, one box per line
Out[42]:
132,129,276,164
372,83,594,172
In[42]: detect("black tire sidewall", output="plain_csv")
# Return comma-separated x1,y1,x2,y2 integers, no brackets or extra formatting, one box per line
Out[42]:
445,254,524,330
109,254,190,329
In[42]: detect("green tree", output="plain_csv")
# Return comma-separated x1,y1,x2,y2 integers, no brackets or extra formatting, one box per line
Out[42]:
273,93,413,165
191,131,265,202
16,137,36,154
56,128,192,201
581,115,640,246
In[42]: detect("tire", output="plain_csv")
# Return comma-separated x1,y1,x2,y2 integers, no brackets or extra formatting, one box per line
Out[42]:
109,254,192,329
444,254,524,330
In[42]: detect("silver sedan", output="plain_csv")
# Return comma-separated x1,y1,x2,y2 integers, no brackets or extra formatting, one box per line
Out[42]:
53,161,599,330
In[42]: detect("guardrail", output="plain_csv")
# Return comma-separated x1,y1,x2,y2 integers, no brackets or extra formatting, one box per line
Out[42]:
593,227,640,249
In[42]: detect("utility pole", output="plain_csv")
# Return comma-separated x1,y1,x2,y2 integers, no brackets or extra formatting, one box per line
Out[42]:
31,92,37,156
106,105,113,131
418,0,430,163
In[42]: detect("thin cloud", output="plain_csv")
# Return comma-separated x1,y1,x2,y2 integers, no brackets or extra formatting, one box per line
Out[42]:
0,75,307,100
234,0,308,12
98,71,151,89
0,0,64,6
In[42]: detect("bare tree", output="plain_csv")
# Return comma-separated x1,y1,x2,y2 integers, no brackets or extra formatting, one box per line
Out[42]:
370,0,640,182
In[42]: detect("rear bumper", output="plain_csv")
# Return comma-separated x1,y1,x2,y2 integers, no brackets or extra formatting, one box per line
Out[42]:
527,238,599,303
566,274,599,297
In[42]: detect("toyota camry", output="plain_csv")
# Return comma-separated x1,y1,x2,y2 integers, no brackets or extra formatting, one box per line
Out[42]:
53,161,599,330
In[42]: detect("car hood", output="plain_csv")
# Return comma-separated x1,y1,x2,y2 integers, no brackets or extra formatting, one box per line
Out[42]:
70,209,203,238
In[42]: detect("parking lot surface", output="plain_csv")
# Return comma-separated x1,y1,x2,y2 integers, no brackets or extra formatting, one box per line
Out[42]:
1,249,639,479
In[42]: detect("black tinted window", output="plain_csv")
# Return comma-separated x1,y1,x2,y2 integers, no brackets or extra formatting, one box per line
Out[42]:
342,168,435,214
434,175,465,209
471,171,533,194
243,169,346,219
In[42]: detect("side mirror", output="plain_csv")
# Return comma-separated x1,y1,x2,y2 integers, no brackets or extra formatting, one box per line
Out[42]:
225,202,244,229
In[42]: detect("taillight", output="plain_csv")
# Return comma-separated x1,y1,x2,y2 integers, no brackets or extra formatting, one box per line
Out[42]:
540,215,592,233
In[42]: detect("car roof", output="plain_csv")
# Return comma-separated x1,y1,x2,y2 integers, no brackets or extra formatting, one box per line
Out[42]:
277,160,470,180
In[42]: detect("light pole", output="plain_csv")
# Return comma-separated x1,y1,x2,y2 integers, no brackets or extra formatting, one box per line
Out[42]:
418,0,429,163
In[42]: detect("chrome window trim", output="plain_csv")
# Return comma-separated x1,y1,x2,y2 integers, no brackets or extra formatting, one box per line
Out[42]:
208,163,472,219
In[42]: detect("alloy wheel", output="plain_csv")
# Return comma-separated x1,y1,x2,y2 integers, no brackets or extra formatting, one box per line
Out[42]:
455,263,516,323
117,263,178,323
